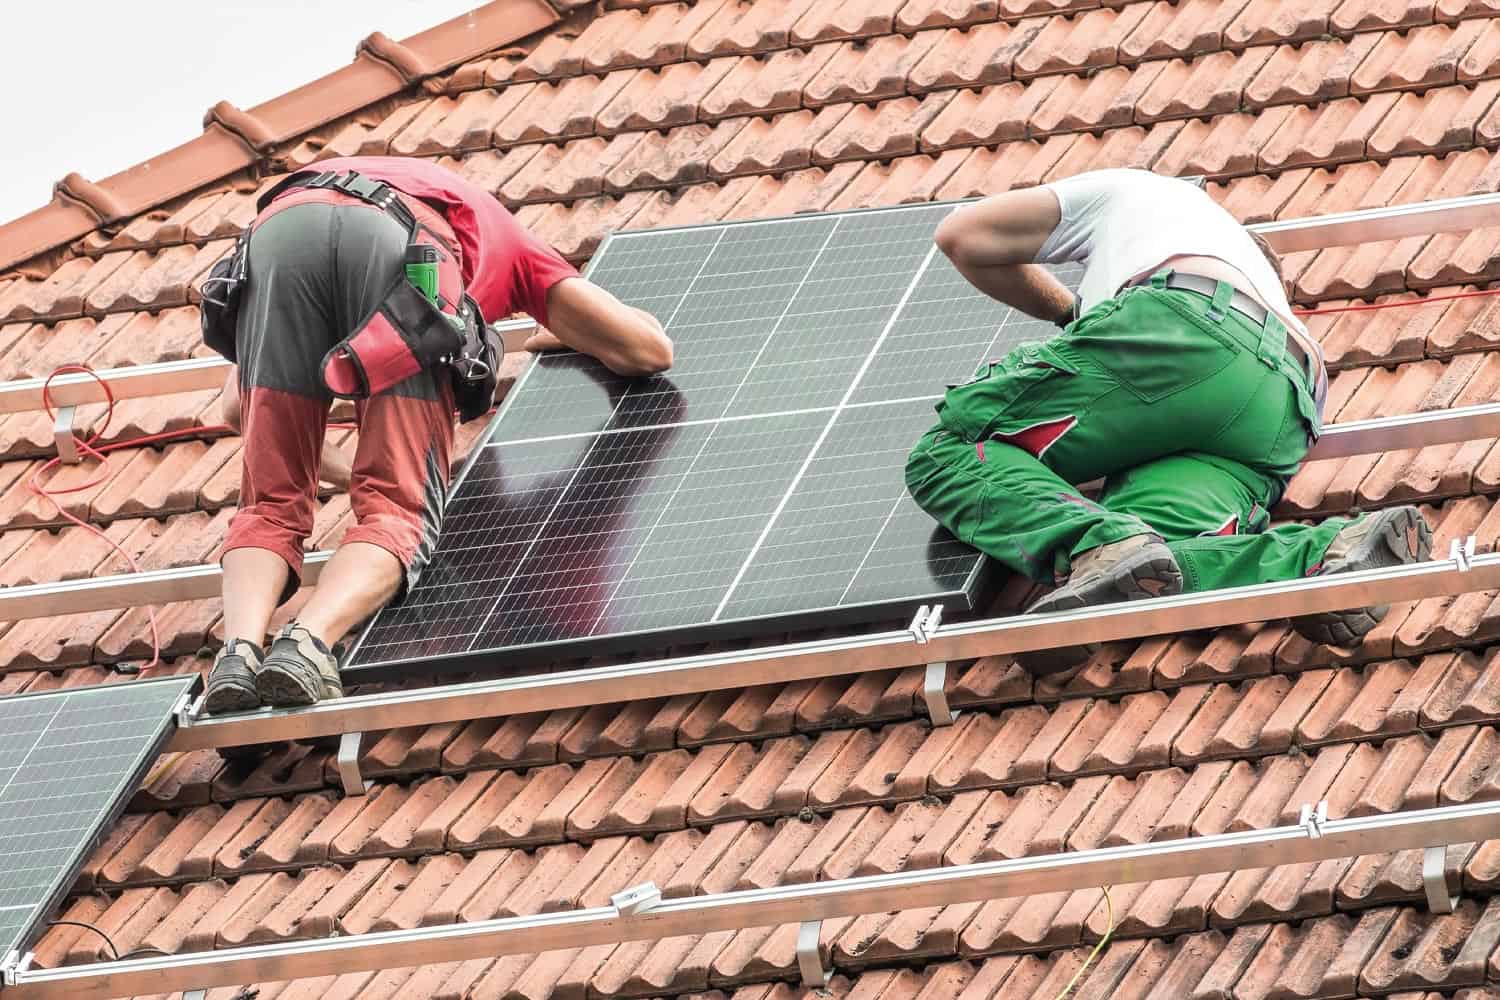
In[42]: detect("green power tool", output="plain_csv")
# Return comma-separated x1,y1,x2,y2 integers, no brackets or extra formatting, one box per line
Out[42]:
405,244,440,304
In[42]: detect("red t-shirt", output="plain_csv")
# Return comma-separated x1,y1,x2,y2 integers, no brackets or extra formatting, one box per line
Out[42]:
307,155,579,327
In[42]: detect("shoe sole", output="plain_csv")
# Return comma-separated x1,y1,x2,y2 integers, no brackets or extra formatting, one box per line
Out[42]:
256,658,321,708
203,657,260,715
1017,545,1184,676
1293,506,1433,646
202,676,260,715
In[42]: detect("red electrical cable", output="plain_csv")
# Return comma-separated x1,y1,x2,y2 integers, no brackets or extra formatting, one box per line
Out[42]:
1294,285,1500,317
28,366,361,675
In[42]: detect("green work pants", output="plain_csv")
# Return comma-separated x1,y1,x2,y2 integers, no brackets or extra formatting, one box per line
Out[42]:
906,273,1347,593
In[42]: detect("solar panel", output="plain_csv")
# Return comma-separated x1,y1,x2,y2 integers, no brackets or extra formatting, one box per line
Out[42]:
345,201,1082,678
0,675,195,962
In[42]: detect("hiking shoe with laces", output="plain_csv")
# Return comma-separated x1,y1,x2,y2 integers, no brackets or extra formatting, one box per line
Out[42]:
203,639,264,715
255,623,343,708
1016,533,1184,676
1292,506,1432,646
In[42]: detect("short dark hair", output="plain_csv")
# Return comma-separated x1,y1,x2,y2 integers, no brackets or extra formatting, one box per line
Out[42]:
1249,229,1285,288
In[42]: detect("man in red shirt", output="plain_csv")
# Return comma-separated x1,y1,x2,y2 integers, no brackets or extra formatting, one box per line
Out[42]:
203,156,672,714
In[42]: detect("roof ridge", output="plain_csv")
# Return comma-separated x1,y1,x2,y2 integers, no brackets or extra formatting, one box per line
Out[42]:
0,0,565,275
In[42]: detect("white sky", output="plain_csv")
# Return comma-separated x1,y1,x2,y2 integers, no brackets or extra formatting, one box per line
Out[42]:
0,1,485,226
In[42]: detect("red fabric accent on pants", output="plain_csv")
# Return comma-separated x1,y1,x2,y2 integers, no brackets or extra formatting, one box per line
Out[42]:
992,415,1077,459
222,382,454,594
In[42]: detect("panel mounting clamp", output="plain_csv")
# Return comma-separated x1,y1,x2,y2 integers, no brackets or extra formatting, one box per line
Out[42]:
796,919,832,988
53,405,79,465
1423,846,1459,914
611,882,662,916
1451,535,1478,572
1298,800,1329,839
337,731,366,796
909,603,943,644
1,950,31,986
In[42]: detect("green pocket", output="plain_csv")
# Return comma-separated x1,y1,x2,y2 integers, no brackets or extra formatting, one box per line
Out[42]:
1064,290,1240,403
938,342,1077,443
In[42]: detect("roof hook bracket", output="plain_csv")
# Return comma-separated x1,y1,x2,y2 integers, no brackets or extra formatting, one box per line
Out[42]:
1298,800,1329,839
909,603,944,644
54,404,80,465
611,881,662,916
1450,535,1477,573
923,661,958,726
1423,846,1459,914
337,731,366,797
796,919,832,988
184,990,207,1000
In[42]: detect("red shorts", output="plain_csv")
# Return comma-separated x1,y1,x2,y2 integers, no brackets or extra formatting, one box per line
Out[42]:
221,188,461,601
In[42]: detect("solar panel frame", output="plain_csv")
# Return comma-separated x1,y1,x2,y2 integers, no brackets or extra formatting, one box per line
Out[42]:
0,675,197,964
343,200,1077,680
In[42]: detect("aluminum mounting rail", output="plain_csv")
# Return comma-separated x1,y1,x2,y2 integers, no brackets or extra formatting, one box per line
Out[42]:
5,798,1496,1000
1252,190,1500,253
0,190,1497,419
171,545,1500,752
2,399,1493,628
0,319,538,415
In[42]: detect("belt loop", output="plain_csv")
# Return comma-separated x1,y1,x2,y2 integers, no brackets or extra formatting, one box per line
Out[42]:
1206,280,1233,324
1258,307,1286,369
1149,268,1172,291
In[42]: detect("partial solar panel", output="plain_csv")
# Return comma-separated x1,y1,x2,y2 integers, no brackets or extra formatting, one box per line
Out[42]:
0,675,195,961
346,201,1081,678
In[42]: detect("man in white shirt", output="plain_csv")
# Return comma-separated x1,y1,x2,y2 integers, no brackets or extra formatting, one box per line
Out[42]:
907,168,1430,675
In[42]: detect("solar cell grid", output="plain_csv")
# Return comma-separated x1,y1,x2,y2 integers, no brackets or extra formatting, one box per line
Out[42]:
0,676,195,960
347,202,1084,677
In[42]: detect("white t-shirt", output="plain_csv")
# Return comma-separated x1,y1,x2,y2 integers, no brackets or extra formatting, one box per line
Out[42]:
1035,168,1306,337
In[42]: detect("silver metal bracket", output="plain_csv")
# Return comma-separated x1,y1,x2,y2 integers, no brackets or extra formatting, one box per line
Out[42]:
184,990,207,1000
1451,534,1478,572
908,603,944,644
611,881,662,916
1423,845,1459,914
53,404,80,464
796,919,832,988
1298,800,1329,839
175,689,203,728
337,731,366,796
1,950,28,986
923,661,958,726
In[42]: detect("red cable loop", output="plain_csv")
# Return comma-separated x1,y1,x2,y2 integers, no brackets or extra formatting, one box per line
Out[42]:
28,365,360,676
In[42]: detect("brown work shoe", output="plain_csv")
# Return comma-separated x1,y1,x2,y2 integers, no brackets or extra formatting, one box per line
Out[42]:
255,623,343,708
1292,506,1432,646
1017,534,1184,675
203,639,264,715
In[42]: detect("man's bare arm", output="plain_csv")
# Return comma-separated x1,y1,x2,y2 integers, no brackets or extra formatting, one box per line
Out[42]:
523,278,673,376
935,187,1076,324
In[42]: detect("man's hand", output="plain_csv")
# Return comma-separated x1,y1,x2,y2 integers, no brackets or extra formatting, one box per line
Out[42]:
541,278,673,376
523,329,566,353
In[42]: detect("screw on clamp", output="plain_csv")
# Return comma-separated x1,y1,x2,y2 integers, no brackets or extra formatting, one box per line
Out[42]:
612,881,663,916
908,603,944,645
1298,800,1329,839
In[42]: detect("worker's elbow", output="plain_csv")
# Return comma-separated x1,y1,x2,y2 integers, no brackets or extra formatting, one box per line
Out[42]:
934,211,977,265
616,332,673,376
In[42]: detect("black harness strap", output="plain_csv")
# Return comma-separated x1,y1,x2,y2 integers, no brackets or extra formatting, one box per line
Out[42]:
257,169,419,234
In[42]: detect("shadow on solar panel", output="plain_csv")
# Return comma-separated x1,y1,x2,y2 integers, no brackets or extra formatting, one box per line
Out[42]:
345,203,1080,681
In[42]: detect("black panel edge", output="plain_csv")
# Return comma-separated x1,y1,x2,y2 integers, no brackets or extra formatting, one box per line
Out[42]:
6,674,200,960
340,568,989,684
